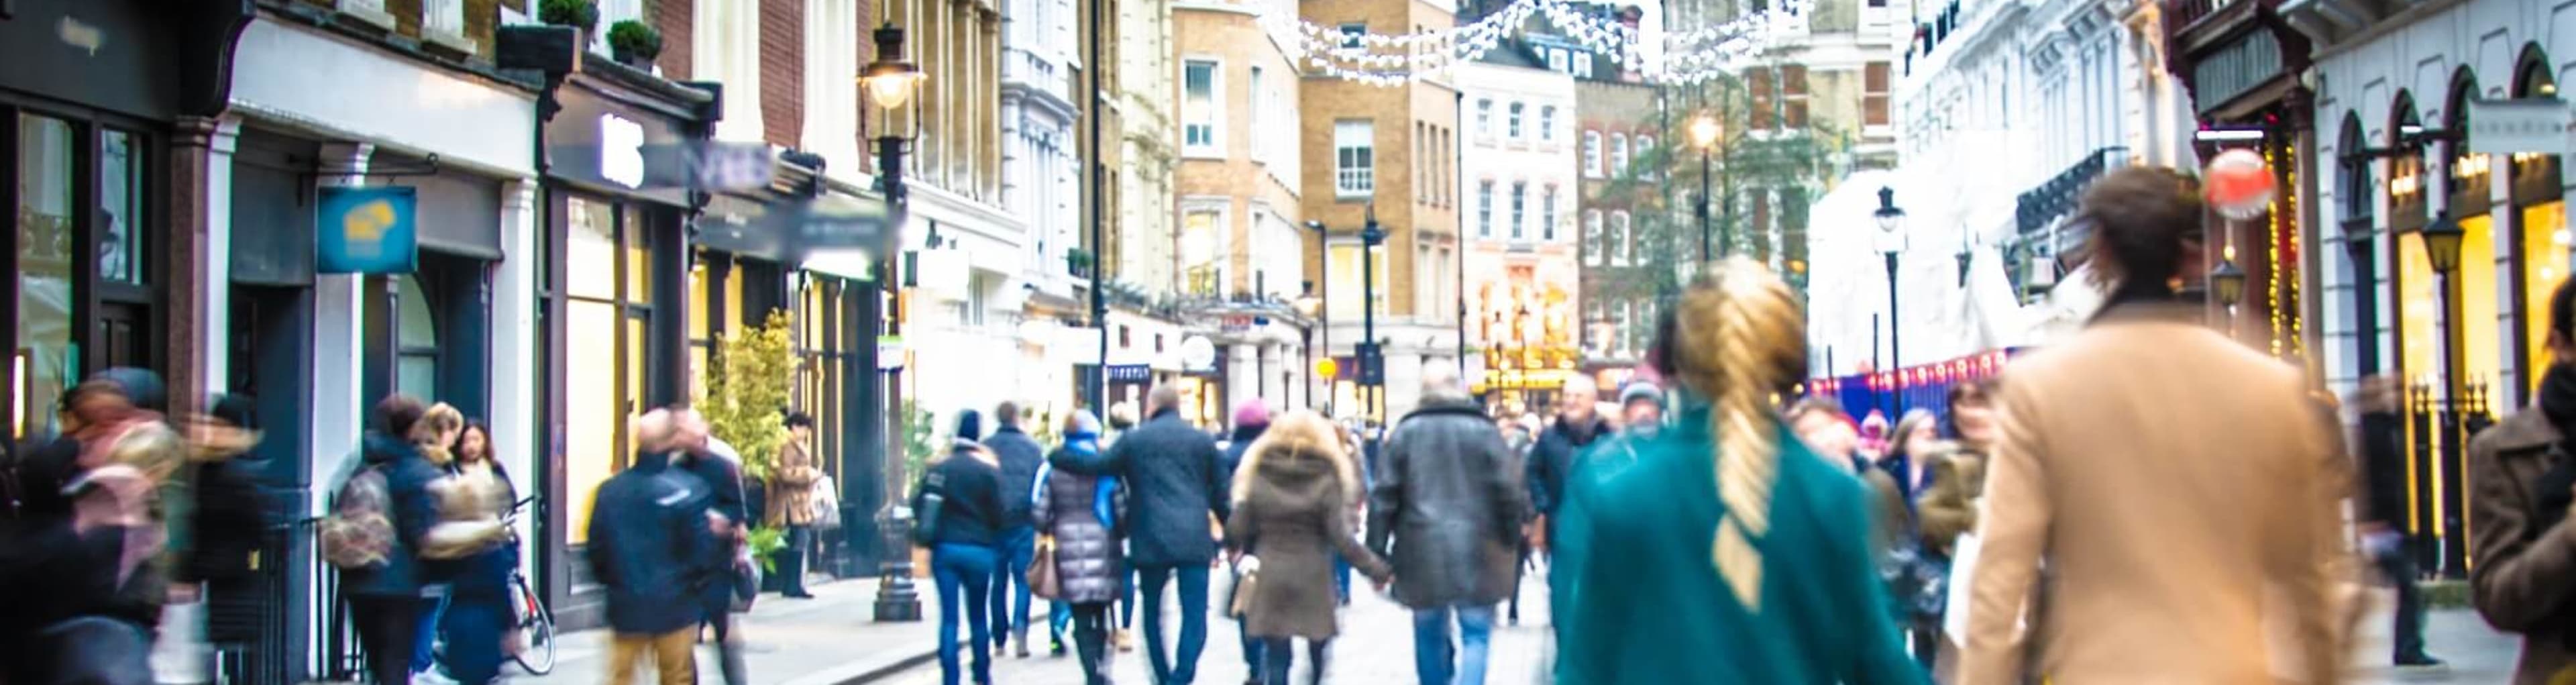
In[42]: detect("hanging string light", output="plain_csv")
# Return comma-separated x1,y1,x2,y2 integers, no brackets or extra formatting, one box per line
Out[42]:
1238,0,1813,86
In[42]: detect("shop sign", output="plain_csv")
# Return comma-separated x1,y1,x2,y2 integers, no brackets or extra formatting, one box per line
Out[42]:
877,335,906,370
1106,364,1152,383
1180,335,1218,373
600,114,647,187
2467,99,2576,156
315,187,419,274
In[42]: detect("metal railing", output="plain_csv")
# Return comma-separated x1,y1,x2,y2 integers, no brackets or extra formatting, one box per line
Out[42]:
2406,378,2497,580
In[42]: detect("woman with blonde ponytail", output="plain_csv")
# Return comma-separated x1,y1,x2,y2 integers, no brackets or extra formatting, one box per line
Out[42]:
1552,258,1922,684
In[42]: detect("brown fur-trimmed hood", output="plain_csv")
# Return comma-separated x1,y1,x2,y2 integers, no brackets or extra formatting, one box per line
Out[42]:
1233,411,1360,509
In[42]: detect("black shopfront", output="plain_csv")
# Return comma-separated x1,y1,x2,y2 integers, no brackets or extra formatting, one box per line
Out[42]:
537,66,711,629
1,0,248,445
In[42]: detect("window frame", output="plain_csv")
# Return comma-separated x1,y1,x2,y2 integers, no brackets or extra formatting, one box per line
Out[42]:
1582,130,1603,178
1181,58,1222,155
1507,102,1525,140
1333,119,1375,199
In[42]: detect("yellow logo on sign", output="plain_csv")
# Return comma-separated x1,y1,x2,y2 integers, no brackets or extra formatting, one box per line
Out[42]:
342,199,396,257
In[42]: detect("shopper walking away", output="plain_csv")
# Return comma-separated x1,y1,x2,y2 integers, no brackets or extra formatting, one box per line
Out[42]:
1368,369,1527,685
2467,277,2576,685
1220,400,1275,684
918,410,1010,685
1229,411,1392,685
986,402,1049,657
1960,168,2346,685
1034,411,1126,684
590,409,720,685
1061,386,1232,685
1551,259,1921,684
768,413,824,599
1913,381,1993,684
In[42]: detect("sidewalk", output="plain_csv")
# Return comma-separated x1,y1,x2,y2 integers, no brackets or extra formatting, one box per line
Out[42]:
515,578,938,685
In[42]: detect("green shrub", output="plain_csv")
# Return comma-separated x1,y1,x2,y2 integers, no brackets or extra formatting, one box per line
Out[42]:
537,0,600,35
606,19,662,60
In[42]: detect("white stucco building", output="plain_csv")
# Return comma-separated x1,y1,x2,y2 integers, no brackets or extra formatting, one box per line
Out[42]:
1456,55,1583,413
2294,0,2574,401
1811,0,2195,374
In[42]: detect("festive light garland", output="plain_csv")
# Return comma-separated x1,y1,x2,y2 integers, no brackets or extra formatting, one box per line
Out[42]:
1242,0,1814,87
2267,143,2284,356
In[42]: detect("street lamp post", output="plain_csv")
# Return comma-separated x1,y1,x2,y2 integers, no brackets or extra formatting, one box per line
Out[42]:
860,22,924,623
1303,219,1331,416
1690,115,1722,262
1874,187,1907,385
1360,206,1385,429
2418,211,2469,578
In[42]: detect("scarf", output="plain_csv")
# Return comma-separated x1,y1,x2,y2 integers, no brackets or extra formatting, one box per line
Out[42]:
2542,364,2576,441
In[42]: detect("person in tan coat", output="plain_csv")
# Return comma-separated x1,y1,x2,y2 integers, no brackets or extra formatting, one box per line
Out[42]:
1960,167,2346,685
2469,276,2576,685
767,413,824,599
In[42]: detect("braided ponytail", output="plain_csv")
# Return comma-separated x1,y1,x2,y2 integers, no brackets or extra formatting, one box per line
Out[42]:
1669,258,1807,612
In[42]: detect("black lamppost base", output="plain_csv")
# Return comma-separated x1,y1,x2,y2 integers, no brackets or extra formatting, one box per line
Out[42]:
873,505,923,622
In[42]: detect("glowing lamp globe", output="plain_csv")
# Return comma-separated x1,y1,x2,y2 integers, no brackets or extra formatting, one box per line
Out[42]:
2203,148,2275,220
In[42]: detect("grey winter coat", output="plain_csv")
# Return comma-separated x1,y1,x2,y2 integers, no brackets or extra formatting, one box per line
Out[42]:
1034,441,1124,604
1367,394,1529,609
1227,413,1389,639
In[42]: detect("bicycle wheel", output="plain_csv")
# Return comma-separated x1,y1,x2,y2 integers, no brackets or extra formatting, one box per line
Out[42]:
511,578,558,676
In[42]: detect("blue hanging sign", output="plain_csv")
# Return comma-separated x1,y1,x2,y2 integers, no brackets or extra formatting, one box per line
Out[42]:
316,187,419,274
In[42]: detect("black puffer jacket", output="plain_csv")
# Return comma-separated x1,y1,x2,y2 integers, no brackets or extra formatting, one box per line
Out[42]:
985,425,1048,528
1367,394,1529,609
1098,409,1231,566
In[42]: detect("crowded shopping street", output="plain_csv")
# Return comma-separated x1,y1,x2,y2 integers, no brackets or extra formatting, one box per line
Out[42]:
7,0,2576,683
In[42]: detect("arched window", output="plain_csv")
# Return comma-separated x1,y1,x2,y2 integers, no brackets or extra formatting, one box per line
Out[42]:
396,274,439,401
2445,70,2483,206
2338,114,2372,229
1583,210,1605,265
2388,92,2426,233
1610,211,1633,265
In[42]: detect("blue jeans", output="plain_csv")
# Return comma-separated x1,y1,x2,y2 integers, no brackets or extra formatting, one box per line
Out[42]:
932,543,1000,685
1050,600,1075,647
992,527,1037,644
1411,604,1497,685
411,594,442,674
1136,563,1211,684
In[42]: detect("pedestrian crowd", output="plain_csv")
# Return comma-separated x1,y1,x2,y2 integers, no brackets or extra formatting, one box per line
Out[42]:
25,161,2576,685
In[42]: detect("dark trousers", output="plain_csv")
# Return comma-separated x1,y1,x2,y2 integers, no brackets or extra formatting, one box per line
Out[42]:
703,572,746,685
1120,566,1138,629
779,525,813,596
441,592,509,685
349,595,422,685
1908,621,1939,671
1071,602,1114,685
2375,540,2431,660
1137,563,1212,684
19,617,154,685
992,527,1037,644
1234,568,1281,675
1257,637,1330,685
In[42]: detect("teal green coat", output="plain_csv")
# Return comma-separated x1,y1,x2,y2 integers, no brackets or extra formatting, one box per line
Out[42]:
1553,409,1925,685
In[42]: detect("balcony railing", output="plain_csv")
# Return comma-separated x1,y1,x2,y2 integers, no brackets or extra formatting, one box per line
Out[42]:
1004,48,1072,107
2015,146,2129,237
2165,0,2263,36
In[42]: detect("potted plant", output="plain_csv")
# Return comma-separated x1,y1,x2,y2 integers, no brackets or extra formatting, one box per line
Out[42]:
537,0,600,36
607,19,663,68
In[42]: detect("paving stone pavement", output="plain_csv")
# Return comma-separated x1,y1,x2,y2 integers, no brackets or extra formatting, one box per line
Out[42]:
873,569,1551,685
867,576,2528,684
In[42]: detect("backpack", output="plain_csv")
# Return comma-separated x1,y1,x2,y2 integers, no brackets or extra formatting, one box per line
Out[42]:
320,464,394,570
